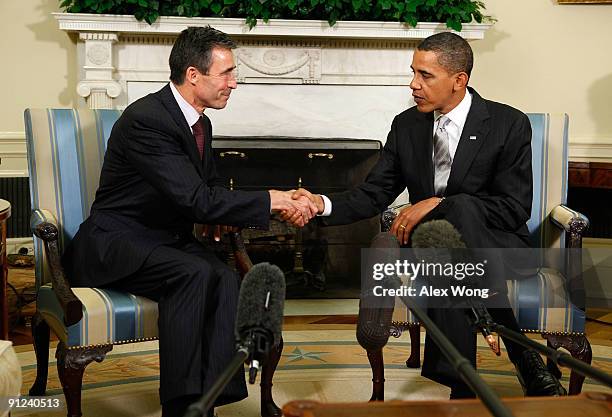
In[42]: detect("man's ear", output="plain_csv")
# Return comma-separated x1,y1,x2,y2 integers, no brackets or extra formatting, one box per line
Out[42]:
454,72,469,91
185,66,199,86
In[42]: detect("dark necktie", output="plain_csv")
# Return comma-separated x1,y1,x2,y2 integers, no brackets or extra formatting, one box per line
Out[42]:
433,115,452,196
191,117,205,159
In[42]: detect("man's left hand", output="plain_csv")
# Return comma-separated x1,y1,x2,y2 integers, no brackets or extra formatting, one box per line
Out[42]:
199,224,239,242
390,197,443,245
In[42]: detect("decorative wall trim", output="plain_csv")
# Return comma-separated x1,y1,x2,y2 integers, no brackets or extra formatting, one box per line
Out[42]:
54,13,492,40
3,131,611,170
0,132,25,140
569,140,612,162
0,132,28,177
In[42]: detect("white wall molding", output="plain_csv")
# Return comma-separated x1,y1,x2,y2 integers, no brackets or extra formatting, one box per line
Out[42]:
54,13,491,40
569,138,612,162
0,132,28,177
0,132,25,140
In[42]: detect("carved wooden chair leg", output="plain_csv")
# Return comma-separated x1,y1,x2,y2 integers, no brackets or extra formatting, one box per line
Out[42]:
545,339,562,380
260,336,283,417
406,324,421,368
55,342,113,417
543,334,592,395
29,312,50,396
367,348,384,401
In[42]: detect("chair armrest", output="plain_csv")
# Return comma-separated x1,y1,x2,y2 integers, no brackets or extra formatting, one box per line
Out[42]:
381,203,410,232
229,231,253,278
550,205,590,248
32,221,83,326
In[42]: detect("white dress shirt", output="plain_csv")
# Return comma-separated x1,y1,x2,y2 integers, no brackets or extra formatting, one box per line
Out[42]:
319,91,473,216
169,82,201,131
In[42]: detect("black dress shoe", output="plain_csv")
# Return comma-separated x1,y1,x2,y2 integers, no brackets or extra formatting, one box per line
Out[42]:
514,349,567,396
162,395,201,417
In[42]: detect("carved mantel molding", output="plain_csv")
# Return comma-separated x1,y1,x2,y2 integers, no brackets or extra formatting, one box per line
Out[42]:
54,13,492,110
54,13,491,40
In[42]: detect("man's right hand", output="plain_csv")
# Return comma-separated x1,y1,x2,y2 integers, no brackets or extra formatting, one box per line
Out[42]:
291,188,325,214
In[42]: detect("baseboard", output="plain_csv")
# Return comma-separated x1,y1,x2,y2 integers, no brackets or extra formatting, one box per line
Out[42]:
6,237,33,256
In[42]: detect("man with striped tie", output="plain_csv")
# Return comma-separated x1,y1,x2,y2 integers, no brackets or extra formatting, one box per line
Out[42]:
293,32,565,399
63,26,317,417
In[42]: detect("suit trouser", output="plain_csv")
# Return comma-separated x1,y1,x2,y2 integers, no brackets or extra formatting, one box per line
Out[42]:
418,193,528,394
108,238,248,405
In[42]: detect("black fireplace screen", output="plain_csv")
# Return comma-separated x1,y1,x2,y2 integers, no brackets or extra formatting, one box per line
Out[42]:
212,137,382,299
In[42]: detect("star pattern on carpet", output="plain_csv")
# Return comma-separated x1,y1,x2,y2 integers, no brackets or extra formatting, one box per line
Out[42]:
283,347,331,363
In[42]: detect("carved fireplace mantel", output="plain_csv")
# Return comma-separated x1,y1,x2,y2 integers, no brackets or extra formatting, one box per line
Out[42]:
54,12,491,140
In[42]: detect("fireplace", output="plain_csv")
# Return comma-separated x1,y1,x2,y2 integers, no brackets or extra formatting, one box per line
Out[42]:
213,137,382,298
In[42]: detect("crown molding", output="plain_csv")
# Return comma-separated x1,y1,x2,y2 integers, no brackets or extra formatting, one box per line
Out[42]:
53,13,492,40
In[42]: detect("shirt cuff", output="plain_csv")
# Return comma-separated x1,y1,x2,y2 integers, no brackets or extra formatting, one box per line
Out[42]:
320,194,332,217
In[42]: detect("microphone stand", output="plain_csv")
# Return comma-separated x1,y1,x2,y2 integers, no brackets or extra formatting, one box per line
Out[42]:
184,329,272,417
472,306,612,389
398,294,514,417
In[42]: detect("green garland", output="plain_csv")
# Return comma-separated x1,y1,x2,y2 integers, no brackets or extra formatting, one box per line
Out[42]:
59,0,490,31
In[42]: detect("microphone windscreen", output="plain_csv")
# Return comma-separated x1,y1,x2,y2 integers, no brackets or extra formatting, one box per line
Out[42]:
411,219,466,249
235,262,285,346
357,232,400,351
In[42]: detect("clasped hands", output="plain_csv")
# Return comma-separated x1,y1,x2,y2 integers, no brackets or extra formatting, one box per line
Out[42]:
269,189,320,227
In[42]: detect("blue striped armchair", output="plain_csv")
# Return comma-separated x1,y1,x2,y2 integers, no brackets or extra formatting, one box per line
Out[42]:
24,109,283,417
365,113,591,400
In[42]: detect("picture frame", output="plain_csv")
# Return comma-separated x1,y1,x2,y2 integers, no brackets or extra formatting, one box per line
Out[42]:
558,0,612,3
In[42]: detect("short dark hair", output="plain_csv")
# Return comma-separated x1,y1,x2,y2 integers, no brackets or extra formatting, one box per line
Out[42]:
169,26,236,84
417,32,473,78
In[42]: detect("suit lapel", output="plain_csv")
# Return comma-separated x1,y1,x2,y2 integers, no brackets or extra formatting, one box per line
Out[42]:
445,89,490,195
413,111,435,196
157,84,204,176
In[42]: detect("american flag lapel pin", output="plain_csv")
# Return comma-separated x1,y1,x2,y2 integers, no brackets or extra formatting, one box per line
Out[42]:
469,135,477,140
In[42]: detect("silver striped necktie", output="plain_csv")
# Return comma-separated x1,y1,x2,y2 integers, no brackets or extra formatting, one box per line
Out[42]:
433,115,452,196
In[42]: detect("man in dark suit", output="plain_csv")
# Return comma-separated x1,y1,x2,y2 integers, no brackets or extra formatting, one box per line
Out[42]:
63,27,316,416
293,32,565,399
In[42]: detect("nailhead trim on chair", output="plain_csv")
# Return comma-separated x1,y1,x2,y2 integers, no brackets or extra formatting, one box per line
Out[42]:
66,337,160,350
391,322,585,337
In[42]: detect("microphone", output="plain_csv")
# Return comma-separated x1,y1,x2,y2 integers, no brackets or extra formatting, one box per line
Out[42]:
357,232,400,352
411,220,500,355
411,219,466,250
235,262,285,383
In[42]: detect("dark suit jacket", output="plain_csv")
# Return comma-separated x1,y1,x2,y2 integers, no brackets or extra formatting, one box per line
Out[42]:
65,84,271,287
324,88,533,246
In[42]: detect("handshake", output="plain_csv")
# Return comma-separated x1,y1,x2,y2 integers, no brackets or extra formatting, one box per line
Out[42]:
269,188,324,227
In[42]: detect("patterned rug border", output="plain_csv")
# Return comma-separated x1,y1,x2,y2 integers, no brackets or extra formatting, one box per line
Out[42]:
18,338,612,396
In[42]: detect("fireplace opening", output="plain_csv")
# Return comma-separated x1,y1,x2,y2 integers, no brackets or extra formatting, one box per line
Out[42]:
212,137,382,298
